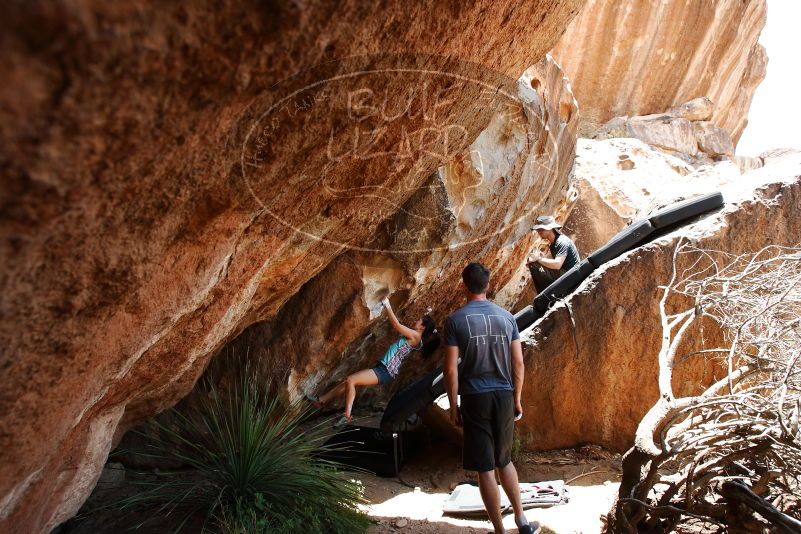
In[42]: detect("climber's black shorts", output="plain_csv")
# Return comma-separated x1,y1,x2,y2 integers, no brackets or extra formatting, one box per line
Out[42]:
371,364,393,385
460,390,514,472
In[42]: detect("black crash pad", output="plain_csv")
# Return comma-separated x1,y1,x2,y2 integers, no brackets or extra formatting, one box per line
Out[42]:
533,259,595,312
514,305,542,332
587,219,654,269
381,366,445,433
533,291,549,313
648,191,724,229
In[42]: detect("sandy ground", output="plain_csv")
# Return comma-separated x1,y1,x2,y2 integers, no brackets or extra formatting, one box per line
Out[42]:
354,440,621,534
62,410,621,534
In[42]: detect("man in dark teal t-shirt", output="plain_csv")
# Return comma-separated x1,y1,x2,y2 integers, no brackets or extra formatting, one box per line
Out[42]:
443,263,539,534
527,215,580,294
444,299,517,395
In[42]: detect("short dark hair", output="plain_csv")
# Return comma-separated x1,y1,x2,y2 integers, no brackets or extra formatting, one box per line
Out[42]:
420,315,440,359
421,315,437,339
462,262,490,294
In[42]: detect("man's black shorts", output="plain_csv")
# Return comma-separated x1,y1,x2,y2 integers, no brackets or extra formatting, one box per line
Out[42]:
460,390,514,472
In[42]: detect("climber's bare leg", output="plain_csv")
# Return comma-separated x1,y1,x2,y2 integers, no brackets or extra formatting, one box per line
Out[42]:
343,368,380,418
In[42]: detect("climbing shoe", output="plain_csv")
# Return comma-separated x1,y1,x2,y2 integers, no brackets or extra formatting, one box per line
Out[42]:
304,394,323,409
518,522,541,534
332,414,352,429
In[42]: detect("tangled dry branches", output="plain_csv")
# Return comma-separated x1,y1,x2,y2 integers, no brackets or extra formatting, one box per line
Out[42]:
607,242,801,533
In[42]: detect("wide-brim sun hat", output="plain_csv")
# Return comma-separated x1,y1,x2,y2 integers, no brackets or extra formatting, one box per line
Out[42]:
531,215,561,231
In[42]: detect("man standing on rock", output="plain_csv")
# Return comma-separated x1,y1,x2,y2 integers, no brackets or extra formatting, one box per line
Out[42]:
443,263,539,534
526,215,580,294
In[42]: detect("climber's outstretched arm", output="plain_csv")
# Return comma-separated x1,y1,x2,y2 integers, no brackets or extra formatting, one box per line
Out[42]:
382,298,421,345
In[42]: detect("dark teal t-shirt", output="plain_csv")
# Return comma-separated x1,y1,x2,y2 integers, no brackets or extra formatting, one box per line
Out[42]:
444,300,519,395
551,233,580,271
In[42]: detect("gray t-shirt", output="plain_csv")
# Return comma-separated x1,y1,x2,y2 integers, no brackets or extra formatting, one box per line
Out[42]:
551,233,580,272
444,300,519,395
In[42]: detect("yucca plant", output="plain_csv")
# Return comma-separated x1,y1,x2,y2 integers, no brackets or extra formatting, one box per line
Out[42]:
115,368,370,533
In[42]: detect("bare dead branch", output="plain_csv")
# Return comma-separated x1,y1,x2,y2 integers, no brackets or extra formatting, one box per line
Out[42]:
607,244,801,533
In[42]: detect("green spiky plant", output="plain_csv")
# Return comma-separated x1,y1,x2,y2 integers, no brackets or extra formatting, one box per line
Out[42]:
115,367,370,533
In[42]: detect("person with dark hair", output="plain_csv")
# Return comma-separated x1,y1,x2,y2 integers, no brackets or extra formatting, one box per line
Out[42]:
443,262,539,534
527,215,580,294
306,298,439,428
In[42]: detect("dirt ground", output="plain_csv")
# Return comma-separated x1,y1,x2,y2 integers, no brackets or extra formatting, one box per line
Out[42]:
61,410,622,534
358,441,621,534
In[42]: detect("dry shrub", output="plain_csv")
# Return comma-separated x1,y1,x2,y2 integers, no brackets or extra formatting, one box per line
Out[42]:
607,242,801,533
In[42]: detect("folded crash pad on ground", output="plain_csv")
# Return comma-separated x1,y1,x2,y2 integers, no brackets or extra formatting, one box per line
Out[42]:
648,191,724,229
513,305,541,332
587,219,655,269
381,366,445,433
443,480,569,515
533,259,595,312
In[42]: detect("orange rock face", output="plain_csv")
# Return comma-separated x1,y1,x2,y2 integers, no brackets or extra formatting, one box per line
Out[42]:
550,0,767,143
517,154,801,451
0,1,584,531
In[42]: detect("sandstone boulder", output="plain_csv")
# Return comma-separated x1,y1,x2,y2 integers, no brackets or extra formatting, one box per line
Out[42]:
668,97,714,122
622,114,698,156
761,147,801,162
518,153,801,452
550,0,767,143
733,155,764,174
591,99,737,166
693,121,735,158
0,2,584,531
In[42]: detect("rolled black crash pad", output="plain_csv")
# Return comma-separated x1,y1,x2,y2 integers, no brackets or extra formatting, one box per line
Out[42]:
533,292,549,313
513,305,541,332
587,219,654,269
533,259,595,312
381,366,445,433
648,191,724,229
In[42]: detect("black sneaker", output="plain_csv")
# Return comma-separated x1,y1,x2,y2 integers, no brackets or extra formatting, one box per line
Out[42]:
518,522,541,534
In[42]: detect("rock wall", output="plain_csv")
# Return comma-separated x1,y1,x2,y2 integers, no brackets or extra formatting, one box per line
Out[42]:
518,153,801,451
591,97,737,166
0,2,585,531
217,54,579,406
550,0,767,142
563,136,745,255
